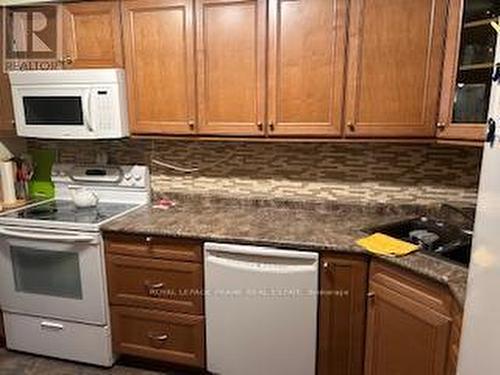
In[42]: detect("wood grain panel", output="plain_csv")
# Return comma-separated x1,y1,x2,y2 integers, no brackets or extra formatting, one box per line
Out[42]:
267,0,346,136
196,0,266,135
0,7,14,136
63,1,123,68
345,0,447,137
105,233,202,263
107,254,203,314
318,254,368,375
111,306,205,367
122,0,196,134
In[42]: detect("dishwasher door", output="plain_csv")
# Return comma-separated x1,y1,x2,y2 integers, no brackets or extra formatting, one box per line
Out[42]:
204,243,318,375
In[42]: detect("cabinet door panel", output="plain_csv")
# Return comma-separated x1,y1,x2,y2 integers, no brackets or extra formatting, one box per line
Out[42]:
268,0,346,136
196,0,266,136
365,282,451,375
0,8,14,136
63,1,123,68
345,0,447,137
122,0,196,134
318,255,368,375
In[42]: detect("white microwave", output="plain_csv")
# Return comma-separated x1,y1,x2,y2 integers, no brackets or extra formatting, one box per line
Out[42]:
9,69,129,139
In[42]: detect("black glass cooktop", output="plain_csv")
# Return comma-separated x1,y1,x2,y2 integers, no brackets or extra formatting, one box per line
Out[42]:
4,200,139,224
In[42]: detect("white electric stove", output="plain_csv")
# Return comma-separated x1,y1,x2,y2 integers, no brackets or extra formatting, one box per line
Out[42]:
0,163,150,367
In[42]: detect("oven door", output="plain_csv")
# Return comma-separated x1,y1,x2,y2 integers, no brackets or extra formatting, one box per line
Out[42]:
0,226,107,325
11,85,94,139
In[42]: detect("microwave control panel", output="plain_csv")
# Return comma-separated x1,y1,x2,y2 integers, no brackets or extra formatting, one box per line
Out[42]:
93,87,114,131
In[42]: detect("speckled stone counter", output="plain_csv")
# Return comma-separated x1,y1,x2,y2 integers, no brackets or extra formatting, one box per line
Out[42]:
102,194,469,306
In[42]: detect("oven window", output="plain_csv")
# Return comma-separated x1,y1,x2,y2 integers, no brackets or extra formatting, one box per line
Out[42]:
11,247,83,299
23,96,84,125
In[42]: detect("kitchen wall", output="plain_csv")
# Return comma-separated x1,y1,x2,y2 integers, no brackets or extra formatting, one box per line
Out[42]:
28,140,482,207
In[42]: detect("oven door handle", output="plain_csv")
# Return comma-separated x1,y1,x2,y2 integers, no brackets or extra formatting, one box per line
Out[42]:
0,228,96,243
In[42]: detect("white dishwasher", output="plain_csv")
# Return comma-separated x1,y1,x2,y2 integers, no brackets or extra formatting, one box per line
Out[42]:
204,243,318,375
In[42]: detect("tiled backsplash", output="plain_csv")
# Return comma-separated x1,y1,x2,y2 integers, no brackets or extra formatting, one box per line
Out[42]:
28,140,482,206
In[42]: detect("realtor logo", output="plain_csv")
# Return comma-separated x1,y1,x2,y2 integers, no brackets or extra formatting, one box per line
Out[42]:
3,5,61,70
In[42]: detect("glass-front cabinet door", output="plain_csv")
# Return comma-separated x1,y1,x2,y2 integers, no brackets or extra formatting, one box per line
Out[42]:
438,0,499,141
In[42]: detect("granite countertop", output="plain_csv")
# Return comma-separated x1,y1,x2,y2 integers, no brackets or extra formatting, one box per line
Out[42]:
102,194,469,307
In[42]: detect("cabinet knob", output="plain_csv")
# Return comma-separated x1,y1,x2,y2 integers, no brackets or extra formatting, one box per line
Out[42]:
59,56,73,65
436,122,446,131
367,291,375,299
347,122,355,132
145,236,152,244
269,122,275,132
257,122,264,131
188,121,195,131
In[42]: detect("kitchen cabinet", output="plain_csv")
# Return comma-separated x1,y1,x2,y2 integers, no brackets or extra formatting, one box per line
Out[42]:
447,299,463,375
437,0,499,141
105,233,205,368
195,0,266,136
121,0,197,135
266,0,346,136
344,0,447,138
0,7,15,137
364,261,453,375
318,254,368,375
62,1,123,68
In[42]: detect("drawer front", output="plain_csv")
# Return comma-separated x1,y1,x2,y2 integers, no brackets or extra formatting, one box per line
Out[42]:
111,306,205,367
107,254,203,314
105,234,202,263
3,312,113,366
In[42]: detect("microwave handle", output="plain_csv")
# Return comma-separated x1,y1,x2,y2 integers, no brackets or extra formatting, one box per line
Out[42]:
84,90,95,132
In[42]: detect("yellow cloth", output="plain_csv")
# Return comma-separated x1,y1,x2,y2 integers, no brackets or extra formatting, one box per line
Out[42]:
356,233,419,257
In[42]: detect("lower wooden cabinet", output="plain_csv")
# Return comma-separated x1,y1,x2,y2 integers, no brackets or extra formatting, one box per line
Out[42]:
318,254,368,375
364,261,453,375
105,234,205,369
111,306,205,367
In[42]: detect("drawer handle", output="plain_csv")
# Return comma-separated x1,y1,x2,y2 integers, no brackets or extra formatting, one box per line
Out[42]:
145,281,165,297
41,321,64,331
145,282,165,290
148,333,169,342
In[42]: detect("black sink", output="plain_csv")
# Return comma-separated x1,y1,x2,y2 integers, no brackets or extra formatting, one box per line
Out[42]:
363,216,471,266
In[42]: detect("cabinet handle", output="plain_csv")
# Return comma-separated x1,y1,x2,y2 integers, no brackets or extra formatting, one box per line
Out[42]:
347,122,356,132
436,122,446,131
145,282,165,290
59,56,73,65
257,122,264,131
367,291,375,299
188,121,195,131
148,333,169,342
145,236,153,246
323,261,333,272
269,122,275,132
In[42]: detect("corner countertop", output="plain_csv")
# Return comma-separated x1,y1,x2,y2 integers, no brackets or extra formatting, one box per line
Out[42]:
102,194,469,307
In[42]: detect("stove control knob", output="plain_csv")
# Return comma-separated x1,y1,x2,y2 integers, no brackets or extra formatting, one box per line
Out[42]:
124,173,132,181
133,173,142,181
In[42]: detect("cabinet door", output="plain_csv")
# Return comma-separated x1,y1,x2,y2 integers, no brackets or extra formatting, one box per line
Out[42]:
267,0,346,136
0,310,5,347
345,0,447,137
0,8,14,136
122,0,196,134
318,255,368,375
62,1,123,68
437,0,499,141
195,0,266,136
365,281,451,375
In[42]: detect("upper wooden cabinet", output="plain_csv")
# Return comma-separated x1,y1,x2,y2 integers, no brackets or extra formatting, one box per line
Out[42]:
62,1,123,68
365,261,453,375
437,0,499,141
195,0,266,136
344,0,447,138
121,0,197,134
267,0,346,136
0,8,14,136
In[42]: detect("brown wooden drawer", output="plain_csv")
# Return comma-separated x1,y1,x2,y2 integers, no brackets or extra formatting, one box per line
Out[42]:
370,260,452,315
111,306,205,367
105,233,202,263
107,254,203,314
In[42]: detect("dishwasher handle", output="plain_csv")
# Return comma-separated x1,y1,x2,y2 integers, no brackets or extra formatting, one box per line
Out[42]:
206,251,317,274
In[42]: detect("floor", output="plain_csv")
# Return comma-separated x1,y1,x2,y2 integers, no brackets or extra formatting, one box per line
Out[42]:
0,349,201,375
